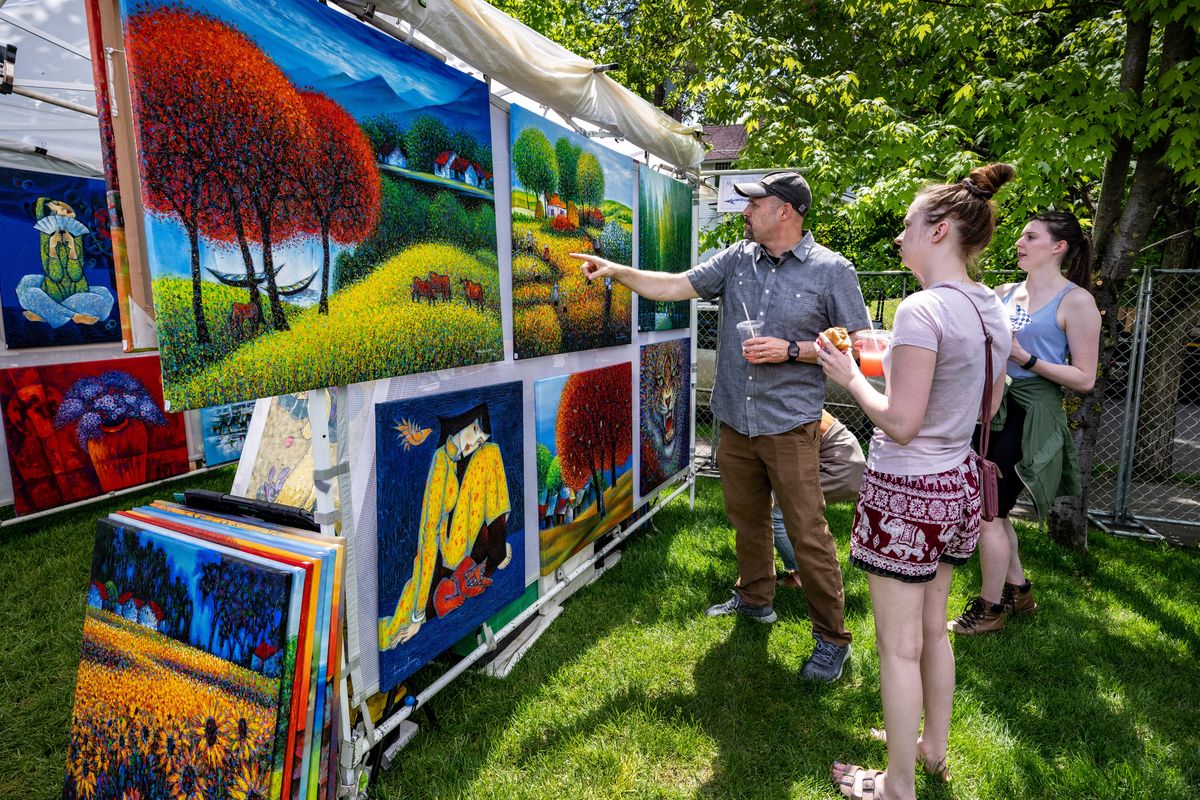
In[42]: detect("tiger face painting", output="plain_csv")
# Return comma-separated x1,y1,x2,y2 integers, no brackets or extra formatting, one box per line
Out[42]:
639,338,691,497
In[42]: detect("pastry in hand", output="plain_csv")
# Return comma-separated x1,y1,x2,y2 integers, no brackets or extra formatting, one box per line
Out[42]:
821,326,852,353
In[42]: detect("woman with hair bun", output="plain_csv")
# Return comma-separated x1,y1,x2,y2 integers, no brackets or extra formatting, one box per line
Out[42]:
819,164,1014,800
948,210,1101,636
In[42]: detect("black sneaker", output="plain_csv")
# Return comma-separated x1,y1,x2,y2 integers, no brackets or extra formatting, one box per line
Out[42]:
801,635,851,682
704,591,777,623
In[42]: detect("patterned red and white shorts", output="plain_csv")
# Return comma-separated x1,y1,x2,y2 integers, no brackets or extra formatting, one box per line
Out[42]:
850,454,981,583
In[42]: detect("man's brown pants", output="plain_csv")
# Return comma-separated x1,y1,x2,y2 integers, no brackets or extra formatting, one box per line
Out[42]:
717,422,851,646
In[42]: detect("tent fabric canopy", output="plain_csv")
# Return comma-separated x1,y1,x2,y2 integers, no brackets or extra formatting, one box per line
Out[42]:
374,0,707,168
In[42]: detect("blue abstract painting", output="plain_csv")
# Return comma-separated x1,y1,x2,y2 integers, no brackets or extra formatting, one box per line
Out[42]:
199,400,256,465
0,166,120,349
374,382,525,691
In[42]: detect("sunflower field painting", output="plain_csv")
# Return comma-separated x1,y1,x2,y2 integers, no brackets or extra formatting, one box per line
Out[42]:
62,519,299,800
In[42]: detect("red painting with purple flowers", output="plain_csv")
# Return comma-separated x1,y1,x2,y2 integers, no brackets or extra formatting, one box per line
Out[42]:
0,355,188,514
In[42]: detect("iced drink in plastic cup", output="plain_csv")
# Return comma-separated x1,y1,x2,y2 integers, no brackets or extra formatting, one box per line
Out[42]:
736,319,764,341
857,330,891,377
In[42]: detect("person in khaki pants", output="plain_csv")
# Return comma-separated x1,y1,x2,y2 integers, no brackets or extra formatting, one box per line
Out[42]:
773,410,867,589
574,171,870,682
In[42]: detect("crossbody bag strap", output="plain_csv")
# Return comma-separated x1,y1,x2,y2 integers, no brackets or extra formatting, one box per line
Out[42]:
937,285,995,456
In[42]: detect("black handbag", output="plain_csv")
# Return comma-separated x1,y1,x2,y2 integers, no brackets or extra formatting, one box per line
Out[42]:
940,286,1001,521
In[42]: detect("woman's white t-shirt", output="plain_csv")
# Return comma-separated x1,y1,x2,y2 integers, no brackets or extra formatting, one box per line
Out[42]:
867,281,1012,477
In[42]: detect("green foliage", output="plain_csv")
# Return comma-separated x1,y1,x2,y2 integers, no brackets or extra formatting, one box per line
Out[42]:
536,443,554,492
599,220,633,265
448,129,478,164
545,455,563,498
554,137,582,204
577,151,605,208
429,192,471,244
512,127,559,206
361,114,404,161
335,177,430,290
405,114,451,174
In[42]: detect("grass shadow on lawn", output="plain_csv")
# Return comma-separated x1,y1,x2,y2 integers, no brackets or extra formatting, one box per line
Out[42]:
378,477,1200,800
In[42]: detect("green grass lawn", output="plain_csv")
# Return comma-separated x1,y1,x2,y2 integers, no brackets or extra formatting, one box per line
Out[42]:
375,479,1199,800
3,473,1198,799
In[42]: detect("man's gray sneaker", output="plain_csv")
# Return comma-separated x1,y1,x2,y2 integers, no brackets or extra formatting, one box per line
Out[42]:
801,636,851,682
705,591,777,623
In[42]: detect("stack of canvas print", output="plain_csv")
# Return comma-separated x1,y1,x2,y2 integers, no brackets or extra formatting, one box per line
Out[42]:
0,354,188,515
509,106,634,359
0,166,122,349
63,504,344,800
118,0,501,411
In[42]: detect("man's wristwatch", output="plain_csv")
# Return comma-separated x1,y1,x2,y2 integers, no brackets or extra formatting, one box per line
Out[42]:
787,340,800,360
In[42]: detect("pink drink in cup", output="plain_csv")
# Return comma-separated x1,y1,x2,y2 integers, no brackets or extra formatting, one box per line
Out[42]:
857,330,891,377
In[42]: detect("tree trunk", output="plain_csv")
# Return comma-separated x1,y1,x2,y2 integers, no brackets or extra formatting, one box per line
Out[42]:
187,223,211,344
1049,16,1196,548
592,470,606,516
319,217,332,315
1091,14,1151,257
231,205,262,314
1050,141,1175,548
1133,204,1199,480
258,215,290,332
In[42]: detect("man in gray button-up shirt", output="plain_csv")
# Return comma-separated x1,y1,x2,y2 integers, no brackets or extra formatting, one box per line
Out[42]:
574,171,870,681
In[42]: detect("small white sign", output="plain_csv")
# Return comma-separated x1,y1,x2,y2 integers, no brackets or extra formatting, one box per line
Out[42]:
717,172,771,213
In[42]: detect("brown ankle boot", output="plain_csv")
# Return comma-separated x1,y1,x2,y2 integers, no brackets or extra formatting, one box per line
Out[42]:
948,596,1005,635
1004,581,1038,616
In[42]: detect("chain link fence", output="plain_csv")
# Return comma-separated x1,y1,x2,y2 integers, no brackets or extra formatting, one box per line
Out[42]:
692,268,1200,533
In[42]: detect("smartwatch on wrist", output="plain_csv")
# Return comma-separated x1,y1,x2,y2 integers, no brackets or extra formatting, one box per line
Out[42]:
787,341,800,360
1022,354,1039,370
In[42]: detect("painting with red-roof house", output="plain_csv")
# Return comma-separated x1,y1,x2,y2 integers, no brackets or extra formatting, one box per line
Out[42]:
509,105,634,359
118,0,501,410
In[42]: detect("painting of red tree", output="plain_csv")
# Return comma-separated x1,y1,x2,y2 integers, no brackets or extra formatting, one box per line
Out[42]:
119,0,500,411
535,363,634,575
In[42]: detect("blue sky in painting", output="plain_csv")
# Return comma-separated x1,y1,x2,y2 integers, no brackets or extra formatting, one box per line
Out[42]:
510,104,634,207
123,0,490,286
533,370,633,474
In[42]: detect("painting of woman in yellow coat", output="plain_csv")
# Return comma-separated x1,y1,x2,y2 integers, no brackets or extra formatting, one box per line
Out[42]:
375,383,525,691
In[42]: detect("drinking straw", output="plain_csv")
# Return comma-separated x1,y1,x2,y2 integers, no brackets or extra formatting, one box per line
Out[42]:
742,302,753,325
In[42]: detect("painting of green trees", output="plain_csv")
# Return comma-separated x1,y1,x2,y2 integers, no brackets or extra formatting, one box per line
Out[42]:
637,167,693,332
122,0,501,410
510,106,634,359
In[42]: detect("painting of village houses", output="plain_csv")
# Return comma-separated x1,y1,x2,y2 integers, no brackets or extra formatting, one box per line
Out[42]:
535,363,633,574
120,0,502,411
63,519,297,800
509,106,634,359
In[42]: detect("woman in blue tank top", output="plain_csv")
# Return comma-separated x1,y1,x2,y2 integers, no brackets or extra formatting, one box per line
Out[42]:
949,211,1102,635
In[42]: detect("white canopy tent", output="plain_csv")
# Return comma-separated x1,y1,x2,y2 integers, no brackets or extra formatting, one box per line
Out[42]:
371,0,706,168
0,0,102,172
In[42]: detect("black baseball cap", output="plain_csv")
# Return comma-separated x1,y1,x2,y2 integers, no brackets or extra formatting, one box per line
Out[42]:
734,171,811,215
